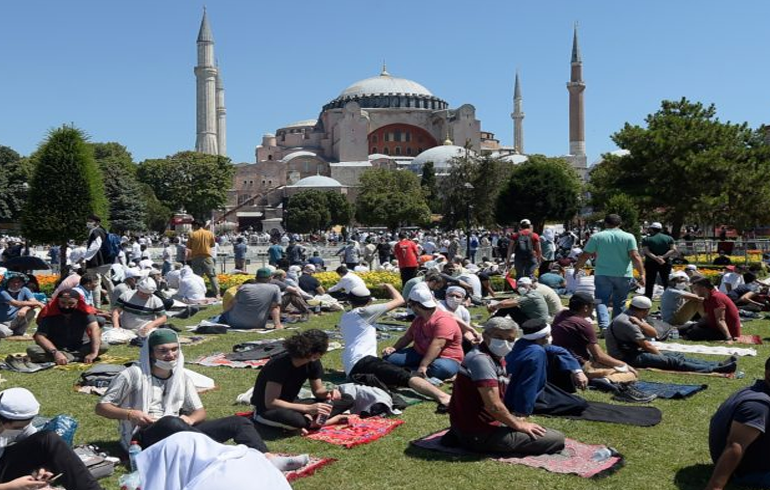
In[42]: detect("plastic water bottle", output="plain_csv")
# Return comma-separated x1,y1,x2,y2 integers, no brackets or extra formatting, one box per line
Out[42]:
591,447,613,462
128,440,142,473
315,400,334,426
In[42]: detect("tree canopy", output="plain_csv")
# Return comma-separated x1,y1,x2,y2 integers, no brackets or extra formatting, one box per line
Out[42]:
22,126,108,245
0,146,33,223
589,98,770,237
420,161,440,213
285,190,332,233
92,142,147,233
355,169,431,229
137,151,234,221
495,155,582,232
439,154,512,228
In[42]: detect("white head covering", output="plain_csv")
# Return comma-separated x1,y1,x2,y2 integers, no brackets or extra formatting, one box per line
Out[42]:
137,277,157,294
446,285,467,298
543,227,556,242
0,388,40,420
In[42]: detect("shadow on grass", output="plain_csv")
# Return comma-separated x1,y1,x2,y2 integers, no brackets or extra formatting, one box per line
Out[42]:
253,422,302,442
403,444,486,463
673,464,711,490
91,440,128,461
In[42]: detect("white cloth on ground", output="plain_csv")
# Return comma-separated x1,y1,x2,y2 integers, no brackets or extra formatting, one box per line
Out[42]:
652,341,756,357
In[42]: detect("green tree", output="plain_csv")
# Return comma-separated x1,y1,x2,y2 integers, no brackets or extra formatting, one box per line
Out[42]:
92,142,147,233
0,146,33,222
137,151,234,221
325,191,354,227
285,190,332,233
139,183,173,233
439,154,511,228
420,161,439,213
603,193,641,241
589,98,770,237
22,126,108,270
356,169,430,229
472,155,513,227
496,155,582,232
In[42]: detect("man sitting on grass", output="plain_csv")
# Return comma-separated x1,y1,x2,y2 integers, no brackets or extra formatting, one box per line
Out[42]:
251,329,353,431
487,277,549,325
707,357,770,490
327,266,366,300
27,289,107,366
445,317,565,455
220,268,282,330
0,272,44,338
659,271,704,326
606,295,737,374
682,277,742,341
340,284,451,410
111,277,167,338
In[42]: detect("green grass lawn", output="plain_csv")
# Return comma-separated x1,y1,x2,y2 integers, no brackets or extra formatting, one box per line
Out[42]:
3,304,764,490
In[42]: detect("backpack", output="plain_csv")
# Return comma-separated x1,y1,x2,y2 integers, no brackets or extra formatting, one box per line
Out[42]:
515,232,533,259
100,231,121,263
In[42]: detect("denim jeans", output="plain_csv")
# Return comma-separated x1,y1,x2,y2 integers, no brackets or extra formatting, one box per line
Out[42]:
594,275,634,330
631,352,722,373
734,470,770,488
384,347,460,380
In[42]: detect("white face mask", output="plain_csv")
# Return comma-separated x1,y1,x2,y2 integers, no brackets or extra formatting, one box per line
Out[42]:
488,338,514,357
0,423,36,448
517,287,529,295
6,287,21,294
445,297,462,310
154,359,177,370
675,282,688,290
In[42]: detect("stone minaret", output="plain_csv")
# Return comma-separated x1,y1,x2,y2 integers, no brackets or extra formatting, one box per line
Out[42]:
511,71,524,154
567,24,586,159
195,8,219,155
216,65,227,156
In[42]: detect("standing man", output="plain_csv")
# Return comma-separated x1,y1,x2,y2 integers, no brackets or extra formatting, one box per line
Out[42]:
376,237,392,268
186,221,220,299
641,222,676,298
84,215,113,308
267,240,284,267
506,219,541,279
394,232,420,284
573,214,645,333
233,237,248,271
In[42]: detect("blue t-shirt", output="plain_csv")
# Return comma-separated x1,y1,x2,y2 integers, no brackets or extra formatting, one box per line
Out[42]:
0,287,34,322
267,244,284,264
233,243,247,260
538,272,565,289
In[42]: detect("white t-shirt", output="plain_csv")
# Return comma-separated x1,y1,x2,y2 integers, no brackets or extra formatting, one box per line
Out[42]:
177,274,207,302
328,272,366,293
457,273,482,298
340,303,391,374
438,301,471,324
719,272,744,294
166,270,182,289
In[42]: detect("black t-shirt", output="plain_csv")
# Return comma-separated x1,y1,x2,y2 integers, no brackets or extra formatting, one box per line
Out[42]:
709,381,770,475
36,311,96,351
270,279,288,292
298,274,321,294
251,352,323,413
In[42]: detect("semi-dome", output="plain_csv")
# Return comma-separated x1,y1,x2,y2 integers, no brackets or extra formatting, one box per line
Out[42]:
368,153,393,160
280,119,318,129
281,150,318,162
411,144,475,170
287,175,343,188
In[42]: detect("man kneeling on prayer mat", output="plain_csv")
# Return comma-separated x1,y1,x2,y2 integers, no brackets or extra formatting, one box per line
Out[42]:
444,317,565,455
605,295,738,374
706,357,770,490
95,328,309,472
551,292,654,403
0,387,104,490
504,319,590,416
27,289,108,366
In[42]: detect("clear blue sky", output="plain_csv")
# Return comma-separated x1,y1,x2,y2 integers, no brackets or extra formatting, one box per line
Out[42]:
2,0,768,165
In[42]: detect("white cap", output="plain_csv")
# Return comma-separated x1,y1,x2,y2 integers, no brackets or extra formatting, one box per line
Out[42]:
670,271,689,281
137,277,157,294
518,277,533,286
408,286,438,308
630,296,653,309
124,268,142,279
288,265,301,273
520,219,531,226
0,387,40,420
649,222,663,230
685,264,698,271
303,264,316,273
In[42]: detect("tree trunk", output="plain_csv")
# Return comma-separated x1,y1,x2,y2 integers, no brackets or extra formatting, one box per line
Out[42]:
59,243,68,281
670,213,685,240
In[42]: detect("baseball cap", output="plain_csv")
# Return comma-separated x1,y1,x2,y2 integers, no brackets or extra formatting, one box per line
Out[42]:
256,267,273,278
670,271,689,281
649,222,663,230
137,277,157,294
630,296,653,309
303,264,316,273
408,286,437,308
520,219,531,226
518,277,533,286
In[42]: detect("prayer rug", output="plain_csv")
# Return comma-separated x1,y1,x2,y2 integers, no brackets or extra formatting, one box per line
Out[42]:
282,455,336,482
177,335,212,346
633,381,707,399
653,341,756,357
304,415,404,448
736,334,762,345
187,353,268,369
550,402,662,427
411,430,623,478
640,368,735,378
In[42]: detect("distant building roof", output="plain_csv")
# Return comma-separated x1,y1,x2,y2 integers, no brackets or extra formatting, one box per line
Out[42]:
287,175,344,188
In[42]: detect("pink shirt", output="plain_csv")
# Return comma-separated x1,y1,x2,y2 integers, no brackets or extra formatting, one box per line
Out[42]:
408,310,464,363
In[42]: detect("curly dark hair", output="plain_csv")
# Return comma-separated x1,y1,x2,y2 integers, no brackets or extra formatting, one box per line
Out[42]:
283,329,329,359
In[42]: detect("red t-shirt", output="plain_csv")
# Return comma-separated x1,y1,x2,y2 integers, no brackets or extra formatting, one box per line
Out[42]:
408,310,464,363
704,290,741,338
394,239,419,268
511,229,540,244
449,349,507,434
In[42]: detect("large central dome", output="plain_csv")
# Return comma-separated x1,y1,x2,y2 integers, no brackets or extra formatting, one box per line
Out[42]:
323,67,447,112
339,69,434,98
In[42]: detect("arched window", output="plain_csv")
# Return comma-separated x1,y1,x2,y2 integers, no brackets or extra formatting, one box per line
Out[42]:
406,147,412,156
371,147,377,154
395,147,402,156
383,148,390,155
268,154,273,160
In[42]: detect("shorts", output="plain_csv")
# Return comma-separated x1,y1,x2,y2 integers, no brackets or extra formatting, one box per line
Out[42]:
350,355,412,387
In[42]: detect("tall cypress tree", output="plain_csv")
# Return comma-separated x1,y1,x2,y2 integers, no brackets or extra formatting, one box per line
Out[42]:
92,142,147,233
22,126,108,272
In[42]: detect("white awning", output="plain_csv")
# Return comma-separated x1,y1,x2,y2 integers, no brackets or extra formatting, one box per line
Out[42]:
236,212,263,218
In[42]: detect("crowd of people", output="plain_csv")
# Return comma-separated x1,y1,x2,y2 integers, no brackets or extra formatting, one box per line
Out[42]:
1,213,770,489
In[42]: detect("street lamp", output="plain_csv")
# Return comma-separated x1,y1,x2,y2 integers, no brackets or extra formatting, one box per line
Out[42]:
464,182,474,261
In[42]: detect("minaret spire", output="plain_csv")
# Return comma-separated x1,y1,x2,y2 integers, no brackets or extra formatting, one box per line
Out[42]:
567,23,586,169
195,7,219,155
511,71,525,154
216,64,227,157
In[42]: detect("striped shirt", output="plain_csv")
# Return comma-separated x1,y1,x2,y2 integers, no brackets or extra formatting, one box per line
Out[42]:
117,291,166,331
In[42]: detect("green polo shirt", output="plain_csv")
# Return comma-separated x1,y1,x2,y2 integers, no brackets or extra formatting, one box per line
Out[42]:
584,228,638,278
641,232,674,256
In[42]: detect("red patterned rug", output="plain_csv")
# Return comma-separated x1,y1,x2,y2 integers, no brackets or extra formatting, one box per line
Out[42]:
411,430,623,478
737,334,762,345
281,454,336,482
304,415,404,448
